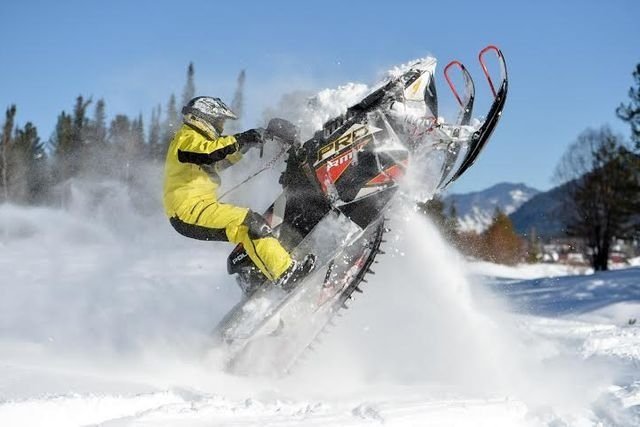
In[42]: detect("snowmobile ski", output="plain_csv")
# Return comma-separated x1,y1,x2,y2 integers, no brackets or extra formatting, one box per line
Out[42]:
444,45,508,185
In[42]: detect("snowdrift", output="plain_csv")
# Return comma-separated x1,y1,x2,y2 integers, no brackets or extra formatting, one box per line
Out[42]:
1,197,640,425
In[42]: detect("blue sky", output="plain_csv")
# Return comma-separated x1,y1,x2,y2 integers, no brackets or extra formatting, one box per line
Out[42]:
1,0,638,193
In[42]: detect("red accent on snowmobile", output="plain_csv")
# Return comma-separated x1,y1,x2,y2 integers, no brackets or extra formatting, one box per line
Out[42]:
315,166,329,193
366,163,406,186
444,61,466,107
443,59,476,126
315,149,354,193
479,45,501,97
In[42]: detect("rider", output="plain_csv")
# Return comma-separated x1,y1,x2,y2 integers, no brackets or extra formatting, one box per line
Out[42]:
163,96,315,291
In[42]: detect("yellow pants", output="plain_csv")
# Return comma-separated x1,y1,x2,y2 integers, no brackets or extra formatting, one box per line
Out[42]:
170,197,292,281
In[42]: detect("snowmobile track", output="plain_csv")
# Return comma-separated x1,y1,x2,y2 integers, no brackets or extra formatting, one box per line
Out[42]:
286,217,389,373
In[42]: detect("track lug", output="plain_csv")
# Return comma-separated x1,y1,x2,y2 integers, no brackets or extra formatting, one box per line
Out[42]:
355,286,363,293
367,268,375,275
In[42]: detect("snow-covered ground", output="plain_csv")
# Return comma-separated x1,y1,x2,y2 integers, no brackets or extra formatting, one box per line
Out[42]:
1,188,639,426
467,259,593,280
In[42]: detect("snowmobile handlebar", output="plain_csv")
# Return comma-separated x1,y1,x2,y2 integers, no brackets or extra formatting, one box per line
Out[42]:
265,118,300,146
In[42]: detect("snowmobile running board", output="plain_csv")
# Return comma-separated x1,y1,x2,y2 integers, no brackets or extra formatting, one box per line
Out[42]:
445,45,508,186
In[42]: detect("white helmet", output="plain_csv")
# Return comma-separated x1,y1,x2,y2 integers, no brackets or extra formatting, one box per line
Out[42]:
182,96,237,139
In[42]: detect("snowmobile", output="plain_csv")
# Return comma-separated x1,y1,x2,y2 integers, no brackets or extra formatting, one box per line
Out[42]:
212,45,509,375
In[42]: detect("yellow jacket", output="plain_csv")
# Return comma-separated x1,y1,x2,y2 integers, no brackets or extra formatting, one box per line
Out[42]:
163,124,242,218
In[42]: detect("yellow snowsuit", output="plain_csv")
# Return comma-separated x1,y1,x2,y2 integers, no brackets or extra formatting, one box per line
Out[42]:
163,124,292,281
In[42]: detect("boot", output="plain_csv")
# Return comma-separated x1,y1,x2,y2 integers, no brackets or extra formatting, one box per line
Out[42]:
275,254,317,292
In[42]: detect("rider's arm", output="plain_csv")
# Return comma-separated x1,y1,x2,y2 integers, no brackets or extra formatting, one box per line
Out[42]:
212,129,265,172
176,128,264,168
177,133,240,166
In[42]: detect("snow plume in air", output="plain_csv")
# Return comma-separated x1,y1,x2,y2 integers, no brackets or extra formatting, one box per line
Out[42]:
219,80,369,209
286,208,616,413
262,83,369,140
288,209,522,390
0,181,238,365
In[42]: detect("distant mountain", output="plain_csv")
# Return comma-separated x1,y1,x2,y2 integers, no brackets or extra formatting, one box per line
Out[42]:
444,183,540,233
509,182,571,238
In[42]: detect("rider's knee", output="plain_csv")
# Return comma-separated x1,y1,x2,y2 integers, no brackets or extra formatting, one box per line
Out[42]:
243,210,273,240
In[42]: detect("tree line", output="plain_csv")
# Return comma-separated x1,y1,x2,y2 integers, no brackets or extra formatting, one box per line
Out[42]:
418,198,525,266
2,58,639,270
0,62,201,205
422,61,640,271
551,62,640,271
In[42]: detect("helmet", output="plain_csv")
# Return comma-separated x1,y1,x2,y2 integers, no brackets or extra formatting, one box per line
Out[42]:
182,96,237,139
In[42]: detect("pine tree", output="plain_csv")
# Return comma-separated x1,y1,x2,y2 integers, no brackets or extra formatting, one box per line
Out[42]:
148,105,162,160
161,94,179,148
108,114,133,181
417,196,460,243
52,96,91,180
72,95,91,145
481,208,523,265
417,196,447,230
0,109,45,204
72,96,91,173
92,99,107,147
226,69,245,134
82,98,107,176
120,114,144,183
444,202,459,242
181,62,196,107
108,115,132,147
13,122,45,203
617,64,640,149
51,111,73,159
0,105,17,202
130,115,145,168
133,114,145,151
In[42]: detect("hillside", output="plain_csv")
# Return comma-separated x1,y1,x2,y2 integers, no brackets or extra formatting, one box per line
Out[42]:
444,182,539,233
509,182,571,238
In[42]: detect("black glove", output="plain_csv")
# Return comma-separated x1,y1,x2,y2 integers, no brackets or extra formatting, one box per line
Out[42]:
266,118,299,144
234,128,265,150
